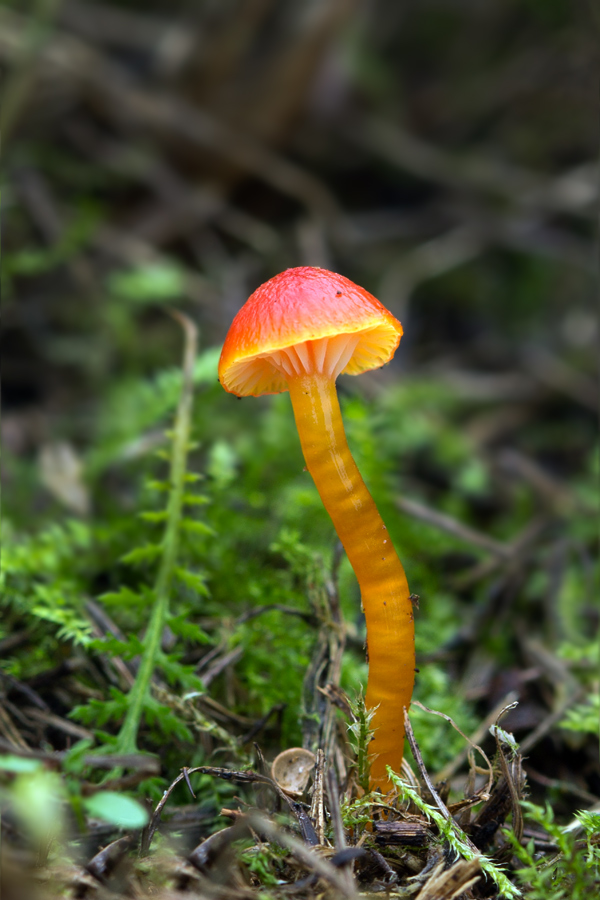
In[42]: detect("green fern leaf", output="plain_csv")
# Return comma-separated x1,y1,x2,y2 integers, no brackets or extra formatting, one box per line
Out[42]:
173,567,210,596
121,543,163,565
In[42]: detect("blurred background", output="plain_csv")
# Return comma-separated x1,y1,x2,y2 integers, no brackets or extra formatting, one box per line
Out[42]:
0,0,598,814
2,0,596,413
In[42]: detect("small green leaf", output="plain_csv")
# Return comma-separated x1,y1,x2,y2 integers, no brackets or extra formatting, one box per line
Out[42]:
181,519,215,537
108,262,185,305
121,543,163,565
147,479,170,492
83,791,149,828
0,755,43,773
99,586,148,607
11,770,67,841
182,493,210,506
174,567,210,596
139,510,169,523
167,613,211,643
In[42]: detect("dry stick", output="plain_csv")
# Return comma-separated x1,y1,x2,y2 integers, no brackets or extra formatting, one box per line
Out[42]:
326,766,356,897
519,685,585,756
451,516,549,594
492,725,524,846
143,764,314,856
15,167,99,297
523,346,598,413
326,768,346,852
67,127,278,258
61,0,182,56
0,631,31,655
247,811,358,898
522,637,579,694
415,858,481,900
0,705,29,749
234,604,318,626
403,710,480,857
497,449,583,514
86,836,133,883
436,691,519,783
141,768,186,855
200,646,244,687
85,599,136,689
380,224,486,310
0,0,63,143
0,737,160,774
310,749,327,846
411,700,493,796
369,848,399,885
189,811,355,896
525,766,600,806
396,496,511,558
20,708,93,742
144,769,354,894
240,702,285,745
379,204,593,317
345,114,596,219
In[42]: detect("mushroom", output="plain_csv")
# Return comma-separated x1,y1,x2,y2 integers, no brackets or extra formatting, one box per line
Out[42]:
219,266,415,792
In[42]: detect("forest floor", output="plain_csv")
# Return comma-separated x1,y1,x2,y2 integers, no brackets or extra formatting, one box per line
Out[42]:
1,1,598,897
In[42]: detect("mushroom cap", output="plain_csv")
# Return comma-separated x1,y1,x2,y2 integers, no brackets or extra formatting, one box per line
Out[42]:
219,267,403,396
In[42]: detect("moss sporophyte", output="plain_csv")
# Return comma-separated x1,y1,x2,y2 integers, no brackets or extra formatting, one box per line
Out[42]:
218,266,416,793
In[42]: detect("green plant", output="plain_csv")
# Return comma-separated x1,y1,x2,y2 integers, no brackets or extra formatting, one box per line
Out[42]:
242,844,284,886
72,317,214,756
113,316,207,754
0,753,149,843
346,690,376,794
0,519,94,652
560,693,600,736
505,801,600,899
390,772,522,898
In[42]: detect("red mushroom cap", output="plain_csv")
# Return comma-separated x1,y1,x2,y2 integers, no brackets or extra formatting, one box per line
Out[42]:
219,267,403,396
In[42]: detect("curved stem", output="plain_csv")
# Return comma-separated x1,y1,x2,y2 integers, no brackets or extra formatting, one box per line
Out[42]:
287,374,415,792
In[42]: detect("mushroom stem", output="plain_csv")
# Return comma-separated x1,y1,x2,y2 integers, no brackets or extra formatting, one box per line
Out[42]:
287,373,415,792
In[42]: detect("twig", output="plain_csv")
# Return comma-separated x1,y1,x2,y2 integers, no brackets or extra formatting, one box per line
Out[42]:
200,646,244,687
411,700,493,795
20,707,93,741
403,710,480,857
310,749,327,845
491,708,525,846
345,114,595,218
519,685,585,755
234,604,318,626
396,496,510,558
143,763,318,855
240,703,286,745
0,736,160,771
0,0,64,143
436,691,519,783
246,811,358,898
326,766,346,851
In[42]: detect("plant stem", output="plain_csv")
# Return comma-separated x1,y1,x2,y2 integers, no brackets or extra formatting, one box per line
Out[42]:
116,313,198,754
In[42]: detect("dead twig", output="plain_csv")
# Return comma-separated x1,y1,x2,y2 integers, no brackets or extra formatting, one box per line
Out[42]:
404,709,480,858
396,495,511,558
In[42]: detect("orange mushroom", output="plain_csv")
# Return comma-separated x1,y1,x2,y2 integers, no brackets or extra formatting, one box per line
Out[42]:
219,266,415,792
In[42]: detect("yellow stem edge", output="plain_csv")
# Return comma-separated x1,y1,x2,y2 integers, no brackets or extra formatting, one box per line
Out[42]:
287,373,415,793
